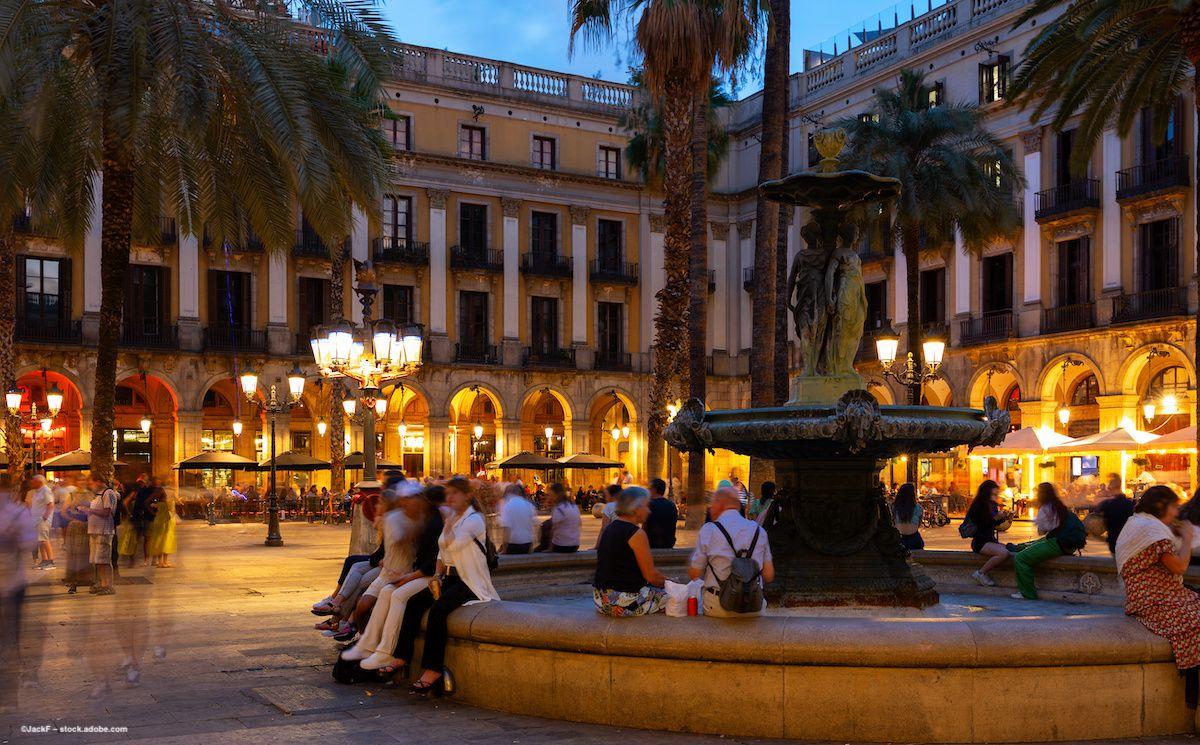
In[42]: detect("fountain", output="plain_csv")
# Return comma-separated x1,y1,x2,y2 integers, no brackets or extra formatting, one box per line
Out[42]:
665,129,1010,607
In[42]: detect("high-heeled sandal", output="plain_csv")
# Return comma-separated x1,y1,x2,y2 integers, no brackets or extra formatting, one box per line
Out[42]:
409,676,443,697
378,662,408,680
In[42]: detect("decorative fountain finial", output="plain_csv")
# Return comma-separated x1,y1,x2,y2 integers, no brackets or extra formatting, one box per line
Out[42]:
813,128,847,173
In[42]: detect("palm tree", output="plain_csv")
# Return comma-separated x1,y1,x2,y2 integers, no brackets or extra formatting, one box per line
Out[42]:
0,1,396,482
750,0,789,490
1006,0,1200,453
841,70,1022,422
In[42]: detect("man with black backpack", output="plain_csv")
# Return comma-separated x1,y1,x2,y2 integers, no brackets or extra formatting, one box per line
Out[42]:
688,487,774,617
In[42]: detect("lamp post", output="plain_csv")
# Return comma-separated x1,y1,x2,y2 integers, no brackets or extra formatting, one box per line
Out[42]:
874,327,945,483
240,366,306,547
6,383,63,472
665,401,680,500
1053,357,1085,433
309,263,423,488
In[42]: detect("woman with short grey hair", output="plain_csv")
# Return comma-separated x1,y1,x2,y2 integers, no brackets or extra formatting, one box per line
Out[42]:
592,487,668,616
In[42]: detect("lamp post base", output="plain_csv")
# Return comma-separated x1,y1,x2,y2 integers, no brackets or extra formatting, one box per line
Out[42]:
264,536,284,547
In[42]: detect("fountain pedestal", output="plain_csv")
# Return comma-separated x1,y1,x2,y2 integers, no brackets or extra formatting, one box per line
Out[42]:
767,456,938,608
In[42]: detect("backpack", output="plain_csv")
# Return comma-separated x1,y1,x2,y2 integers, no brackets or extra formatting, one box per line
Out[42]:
1050,511,1088,554
958,517,977,539
707,522,764,614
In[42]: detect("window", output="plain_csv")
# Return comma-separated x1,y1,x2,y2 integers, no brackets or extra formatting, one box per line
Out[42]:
978,56,1008,104
207,270,251,328
531,211,557,256
292,431,312,454
986,149,1014,194
297,276,331,337
927,81,945,108
530,296,558,353
864,281,888,331
597,302,623,356
981,253,1013,314
1065,372,1101,437
1005,384,1022,430
201,429,235,452
382,284,414,325
532,136,556,170
1141,99,1183,164
597,146,621,179
459,203,487,251
1055,129,1076,187
458,291,489,348
21,257,66,328
1070,373,1099,407
459,125,486,160
1056,238,1090,306
1139,219,1179,292
382,195,412,246
919,268,946,328
597,219,622,269
125,265,166,336
385,115,411,151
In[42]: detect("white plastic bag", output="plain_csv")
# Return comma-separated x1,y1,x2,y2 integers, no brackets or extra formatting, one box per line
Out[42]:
664,580,691,617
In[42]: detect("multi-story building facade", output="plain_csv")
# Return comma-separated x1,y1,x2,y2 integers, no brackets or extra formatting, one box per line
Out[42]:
7,0,1196,495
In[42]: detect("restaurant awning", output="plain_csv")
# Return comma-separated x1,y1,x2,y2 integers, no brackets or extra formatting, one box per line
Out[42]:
256,451,330,471
1145,425,1196,453
1048,427,1159,453
972,427,1072,456
42,449,129,472
558,452,625,469
485,451,562,470
342,451,405,471
175,451,259,470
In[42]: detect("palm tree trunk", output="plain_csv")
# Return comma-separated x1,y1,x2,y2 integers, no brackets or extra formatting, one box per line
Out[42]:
89,142,134,484
685,85,710,528
903,224,921,484
0,226,23,485
329,244,346,493
647,79,693,484
1193,75,1200,461
771,0,792,410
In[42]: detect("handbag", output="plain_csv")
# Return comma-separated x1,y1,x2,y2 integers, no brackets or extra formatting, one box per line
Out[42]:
958,517,977,539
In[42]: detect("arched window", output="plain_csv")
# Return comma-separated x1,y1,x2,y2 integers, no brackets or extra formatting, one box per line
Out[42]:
1064,373,1100,437
1069,374,1099,407
1004,384,1022,430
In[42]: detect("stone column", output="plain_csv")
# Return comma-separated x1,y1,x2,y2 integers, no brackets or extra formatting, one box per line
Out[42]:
426,188,452,363
737,220,753,362
350,206,370,325
893,239,908,325
426,415,450,477
501,198,522,366
177,230,202,351
569,418,590,456
570,206,592,369
81,172,103,343
266,252,291,355
952,228,970,345
1021,128,1043,335
1100,128,1123,292
640,212,664,355
710,222,729,356
500,417,521,464
176,410,204,462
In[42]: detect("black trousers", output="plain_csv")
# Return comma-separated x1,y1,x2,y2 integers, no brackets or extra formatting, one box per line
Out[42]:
505,543,532,555
393,574,477,673
337,554,369,585
551,544,579,553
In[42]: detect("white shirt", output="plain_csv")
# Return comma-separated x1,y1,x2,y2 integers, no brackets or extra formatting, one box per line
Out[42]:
379,508,417,575
437,507,500,603
28,486,54,522
499,496,536,545
690,510,772,592
1035,504,1060,535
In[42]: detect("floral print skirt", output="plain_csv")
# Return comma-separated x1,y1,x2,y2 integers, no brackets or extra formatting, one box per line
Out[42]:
593,585,667,617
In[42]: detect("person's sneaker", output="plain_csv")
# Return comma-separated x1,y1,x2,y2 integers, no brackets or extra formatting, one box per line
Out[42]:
320,621,351,638
971,570,997,587
314,618,338,631
340,644,370,662
88,585,100,594
311,597,335,615
42,561,56,570
1010,593,1028,600
332,625,358,643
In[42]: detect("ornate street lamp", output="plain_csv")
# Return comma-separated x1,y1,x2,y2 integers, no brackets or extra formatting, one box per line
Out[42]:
6,380,63,471
874,327,945,388
240,365,307,547
1054,357,1085,431
310,262,423,486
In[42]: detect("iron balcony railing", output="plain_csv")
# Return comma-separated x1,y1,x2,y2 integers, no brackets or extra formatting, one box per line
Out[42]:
450,245,503,272
293,229,330,258
1034,179,1101,220
372,237,429,265
595,350,632,371
958,311,1016,346
455,341,498,364
1116,155,1190,201
15,318,81,344
120,322,178,350
520,251,573,278
203,228,264,253
203,326,267,353
1110,286,1188,324
589,259,638,285
523,345,576,369
1041,302,1095,335
158,217,178,244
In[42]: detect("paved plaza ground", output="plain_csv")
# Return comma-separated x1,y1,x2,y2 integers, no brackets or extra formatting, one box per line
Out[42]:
0,519,1174,744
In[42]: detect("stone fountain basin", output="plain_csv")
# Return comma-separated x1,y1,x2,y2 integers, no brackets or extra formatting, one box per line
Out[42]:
416,552,1197,743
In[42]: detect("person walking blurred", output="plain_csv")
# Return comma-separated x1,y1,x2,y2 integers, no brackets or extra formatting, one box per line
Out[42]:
26,475,55,570
84,474,119,595
0,484,36,705
59,490,91,594
148,479,177,568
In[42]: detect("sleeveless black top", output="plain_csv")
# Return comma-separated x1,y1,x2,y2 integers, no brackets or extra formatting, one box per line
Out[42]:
593,519,646,593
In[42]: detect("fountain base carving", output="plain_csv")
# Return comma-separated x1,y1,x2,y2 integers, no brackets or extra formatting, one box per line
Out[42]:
766,456,938,608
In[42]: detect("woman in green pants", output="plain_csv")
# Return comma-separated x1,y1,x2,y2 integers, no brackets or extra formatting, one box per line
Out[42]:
1011,483,1087,600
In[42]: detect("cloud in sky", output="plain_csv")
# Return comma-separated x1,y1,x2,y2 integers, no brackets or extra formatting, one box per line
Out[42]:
382,0,900,98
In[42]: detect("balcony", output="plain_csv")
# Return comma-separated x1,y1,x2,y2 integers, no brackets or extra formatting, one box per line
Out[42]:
743,267,754,291
450,245,503,272
293,229,330,259
1110,286,1188,324
1041,302,1095,335
203,326,267,353
523,345,576,369
958,311,1016,346
119,322,178,350
15,318,81,344
589,259,638,285
1117,156,1190,201
372,237,429,265
520,251,572,278
203,228,263,254
455,341,498,365
920,320,948,341
595,350,632,371
1034,179,1100,221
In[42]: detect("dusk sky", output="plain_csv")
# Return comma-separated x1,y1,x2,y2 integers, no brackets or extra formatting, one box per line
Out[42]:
383,0,907,98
